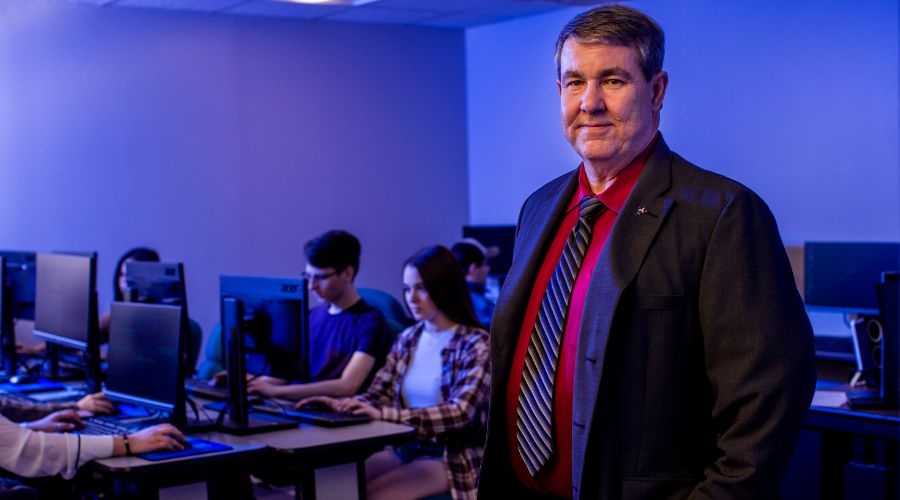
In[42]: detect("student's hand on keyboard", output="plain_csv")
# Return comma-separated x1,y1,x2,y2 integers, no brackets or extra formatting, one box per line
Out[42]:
296,396,380,419
23,409,83,432
296,396,339,412
76,393,116,415
125,424,187,455
333,398,380,419
247,377,287,398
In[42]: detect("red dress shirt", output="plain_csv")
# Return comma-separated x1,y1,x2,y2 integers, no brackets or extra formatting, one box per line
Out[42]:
505,142,653,496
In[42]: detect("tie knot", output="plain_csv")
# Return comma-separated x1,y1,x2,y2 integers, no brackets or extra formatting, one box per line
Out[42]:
579,196,605,222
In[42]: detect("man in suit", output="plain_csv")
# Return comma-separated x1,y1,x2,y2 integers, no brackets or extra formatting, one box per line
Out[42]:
478,5,816,499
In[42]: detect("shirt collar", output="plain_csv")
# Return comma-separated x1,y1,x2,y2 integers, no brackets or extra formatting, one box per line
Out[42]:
567,133,658,215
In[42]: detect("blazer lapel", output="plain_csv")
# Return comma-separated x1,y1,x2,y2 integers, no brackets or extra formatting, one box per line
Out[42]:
571,137,676,494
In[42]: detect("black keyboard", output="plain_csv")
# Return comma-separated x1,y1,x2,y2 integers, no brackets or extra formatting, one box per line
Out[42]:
814,335,855,362
185,379,228,400
80,416,168,436
80,417,136,436
253,404,371,427
0,391,35,402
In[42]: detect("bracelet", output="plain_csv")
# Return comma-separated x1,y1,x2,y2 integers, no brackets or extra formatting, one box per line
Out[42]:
122,434,132,456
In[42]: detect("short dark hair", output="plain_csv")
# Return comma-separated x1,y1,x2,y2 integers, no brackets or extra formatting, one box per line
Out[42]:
404,246,482,329
451,242,485,273
113,247,160,301
304,230,361,278
555,4,665,81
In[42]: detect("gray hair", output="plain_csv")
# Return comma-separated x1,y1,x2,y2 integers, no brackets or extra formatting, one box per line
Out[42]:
555,4,665,81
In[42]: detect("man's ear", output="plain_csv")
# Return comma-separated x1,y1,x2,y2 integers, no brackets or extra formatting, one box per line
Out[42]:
651,70,668,110
467,263,479,277
341,266,356,282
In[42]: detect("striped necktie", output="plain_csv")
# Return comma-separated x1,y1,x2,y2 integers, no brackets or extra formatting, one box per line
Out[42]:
517,195,606,476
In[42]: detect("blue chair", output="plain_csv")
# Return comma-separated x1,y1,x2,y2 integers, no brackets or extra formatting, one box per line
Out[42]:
196,323,224,381
357,287,413,336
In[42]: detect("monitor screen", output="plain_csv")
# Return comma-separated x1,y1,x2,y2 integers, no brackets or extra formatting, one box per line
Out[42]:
124,261,186,308
0,251,36,320
33,252,97,350
804,242,900,314
106,302,182,412
220,275,309,382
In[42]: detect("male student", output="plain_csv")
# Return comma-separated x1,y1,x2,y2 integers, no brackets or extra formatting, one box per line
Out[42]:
451,238,498,329
246,230,392,400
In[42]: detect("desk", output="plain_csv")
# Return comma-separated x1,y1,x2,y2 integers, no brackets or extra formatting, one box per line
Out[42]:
250,420,416,500
91,432,266,499
786,386,899,500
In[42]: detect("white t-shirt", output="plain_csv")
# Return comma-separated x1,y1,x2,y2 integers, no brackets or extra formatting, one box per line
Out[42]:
401,327,455,408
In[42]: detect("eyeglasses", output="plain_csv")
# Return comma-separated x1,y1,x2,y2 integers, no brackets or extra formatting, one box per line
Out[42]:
301,270,338,283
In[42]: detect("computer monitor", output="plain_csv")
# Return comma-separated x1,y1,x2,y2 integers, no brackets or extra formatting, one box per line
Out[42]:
804,242,900,314
124,261,195,375
219,275,308,434
0,252,36,377
106,302,186,424
124,261,186,307
32,252,102,392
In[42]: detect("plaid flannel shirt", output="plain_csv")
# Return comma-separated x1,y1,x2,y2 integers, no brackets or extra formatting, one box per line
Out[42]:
357,322,490,500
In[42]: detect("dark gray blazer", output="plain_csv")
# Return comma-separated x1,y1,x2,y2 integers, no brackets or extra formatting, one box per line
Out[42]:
478,137,816,499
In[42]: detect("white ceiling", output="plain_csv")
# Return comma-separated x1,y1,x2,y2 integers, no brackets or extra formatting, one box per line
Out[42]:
53,0,601,29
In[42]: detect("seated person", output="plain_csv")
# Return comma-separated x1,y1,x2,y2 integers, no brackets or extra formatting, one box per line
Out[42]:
301,246,490,500
0,394,184,481
451,238,498,330
16,247,161,357
99,247,161,341
219,230,392,400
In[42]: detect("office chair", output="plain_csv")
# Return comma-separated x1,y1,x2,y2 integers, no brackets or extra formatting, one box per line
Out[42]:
357,287,413,336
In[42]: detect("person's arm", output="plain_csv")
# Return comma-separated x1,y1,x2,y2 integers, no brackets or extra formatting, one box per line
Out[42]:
0,415,185,480
1,393,115,423
0,414,114,479
689,190,816,499
0,397,79,422
253,352,376,400
379,329,491,441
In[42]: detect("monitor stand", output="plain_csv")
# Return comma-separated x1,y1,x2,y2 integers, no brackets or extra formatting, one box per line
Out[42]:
846,390,897,409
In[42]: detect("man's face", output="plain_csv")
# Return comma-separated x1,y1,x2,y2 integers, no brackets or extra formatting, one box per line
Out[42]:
557,40,667,174
467,261,490,286
305,263,352,304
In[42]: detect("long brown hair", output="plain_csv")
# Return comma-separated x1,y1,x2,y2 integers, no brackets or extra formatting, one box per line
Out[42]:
403,245,482,329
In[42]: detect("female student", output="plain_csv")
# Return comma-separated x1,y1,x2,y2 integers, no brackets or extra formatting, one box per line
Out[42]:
301,245,490,500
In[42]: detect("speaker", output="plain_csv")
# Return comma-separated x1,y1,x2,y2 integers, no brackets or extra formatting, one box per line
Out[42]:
851,315,883,390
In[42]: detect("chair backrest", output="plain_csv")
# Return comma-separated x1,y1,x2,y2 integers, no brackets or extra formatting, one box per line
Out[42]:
196,323,224,380
357,287,412,336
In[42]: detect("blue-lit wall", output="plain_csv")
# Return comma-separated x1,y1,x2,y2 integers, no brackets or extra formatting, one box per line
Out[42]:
0,0,469,339
466,0,900,245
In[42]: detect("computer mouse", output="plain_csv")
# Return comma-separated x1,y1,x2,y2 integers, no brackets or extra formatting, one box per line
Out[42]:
9,375,38,385
176,437,192,449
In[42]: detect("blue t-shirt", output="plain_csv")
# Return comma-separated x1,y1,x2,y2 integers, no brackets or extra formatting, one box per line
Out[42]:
468,282,496,330
307,299,392,391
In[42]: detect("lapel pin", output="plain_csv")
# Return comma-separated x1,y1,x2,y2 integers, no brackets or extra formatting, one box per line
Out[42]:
636,206,648,216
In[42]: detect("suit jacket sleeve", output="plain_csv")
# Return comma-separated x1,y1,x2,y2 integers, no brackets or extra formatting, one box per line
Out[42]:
690,190,816,499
